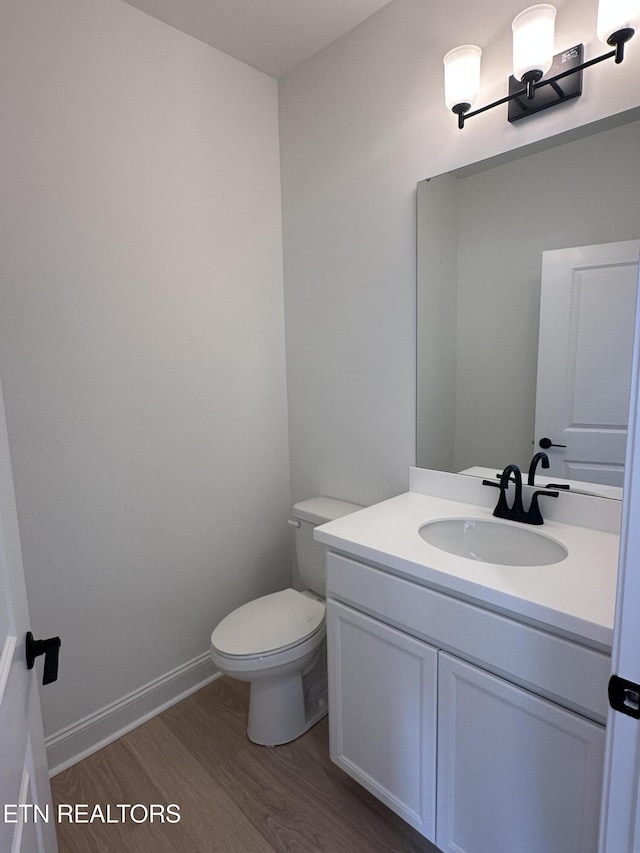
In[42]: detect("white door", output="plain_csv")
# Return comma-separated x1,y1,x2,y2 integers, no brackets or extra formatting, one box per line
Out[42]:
0,377,58,853
535,240,640,486
599,256,640,852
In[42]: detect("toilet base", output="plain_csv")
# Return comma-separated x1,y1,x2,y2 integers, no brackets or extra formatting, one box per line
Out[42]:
247,641,328,746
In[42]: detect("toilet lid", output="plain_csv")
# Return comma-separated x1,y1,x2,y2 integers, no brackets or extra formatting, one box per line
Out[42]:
211,589,325,657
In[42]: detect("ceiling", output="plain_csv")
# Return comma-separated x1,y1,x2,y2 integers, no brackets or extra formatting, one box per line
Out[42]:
120,0,395,78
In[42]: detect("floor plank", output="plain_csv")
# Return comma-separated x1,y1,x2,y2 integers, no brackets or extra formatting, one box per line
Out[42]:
51,677,441,852
123,716,273,852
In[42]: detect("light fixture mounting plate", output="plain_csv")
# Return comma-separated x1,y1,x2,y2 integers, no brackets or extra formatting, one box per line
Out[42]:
508,44,583,123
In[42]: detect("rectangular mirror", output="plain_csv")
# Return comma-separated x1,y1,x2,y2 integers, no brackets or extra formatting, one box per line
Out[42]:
417,110,640,497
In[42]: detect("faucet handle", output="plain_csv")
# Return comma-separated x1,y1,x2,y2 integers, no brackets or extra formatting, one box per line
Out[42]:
494,471,520,482
526,489,559,525
482,479,501,489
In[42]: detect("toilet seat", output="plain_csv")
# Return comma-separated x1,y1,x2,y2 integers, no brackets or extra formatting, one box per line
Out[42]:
211,588,325,659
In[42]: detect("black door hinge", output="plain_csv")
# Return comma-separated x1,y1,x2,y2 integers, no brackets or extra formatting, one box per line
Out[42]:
609,674,640,719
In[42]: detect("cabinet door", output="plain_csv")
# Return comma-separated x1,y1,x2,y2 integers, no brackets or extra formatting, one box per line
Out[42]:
437,653,605,853
327,600,438,840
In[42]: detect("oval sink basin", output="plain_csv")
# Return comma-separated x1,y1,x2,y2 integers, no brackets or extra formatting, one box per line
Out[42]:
418,518,568,566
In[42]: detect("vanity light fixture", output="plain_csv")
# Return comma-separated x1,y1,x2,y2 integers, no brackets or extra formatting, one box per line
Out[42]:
444,0,640,129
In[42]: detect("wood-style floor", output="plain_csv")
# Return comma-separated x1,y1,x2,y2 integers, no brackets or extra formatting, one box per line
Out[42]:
51,676,441,852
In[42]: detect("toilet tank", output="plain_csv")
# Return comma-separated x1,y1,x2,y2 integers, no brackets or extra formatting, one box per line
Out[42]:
292,497,362,596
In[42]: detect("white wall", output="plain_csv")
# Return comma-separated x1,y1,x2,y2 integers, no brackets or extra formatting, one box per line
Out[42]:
280,0,640,508
0,0,290,745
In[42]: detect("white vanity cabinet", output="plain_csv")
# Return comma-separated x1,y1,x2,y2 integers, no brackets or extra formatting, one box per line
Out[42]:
325,551,609,853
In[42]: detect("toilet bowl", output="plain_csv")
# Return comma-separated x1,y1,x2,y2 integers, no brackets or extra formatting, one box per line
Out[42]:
211,588,326,745
210,497,362,746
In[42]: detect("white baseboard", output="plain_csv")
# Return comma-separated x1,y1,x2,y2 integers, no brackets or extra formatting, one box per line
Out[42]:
47,652,220,777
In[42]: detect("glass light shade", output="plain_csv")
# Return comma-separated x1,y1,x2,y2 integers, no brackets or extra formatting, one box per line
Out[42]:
597,0,640,43
512,4,557,81
443,45,482,110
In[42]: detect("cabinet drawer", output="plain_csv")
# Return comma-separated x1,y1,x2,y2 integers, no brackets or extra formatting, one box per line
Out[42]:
326,551,610,722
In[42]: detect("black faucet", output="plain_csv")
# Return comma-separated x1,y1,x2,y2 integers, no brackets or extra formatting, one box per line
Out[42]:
483,464,526,522
528,450,571,496
527,451,549,485
483,463,559,525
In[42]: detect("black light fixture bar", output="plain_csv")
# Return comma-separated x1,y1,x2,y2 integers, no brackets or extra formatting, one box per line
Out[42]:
455,29,633,129
507,44,584,123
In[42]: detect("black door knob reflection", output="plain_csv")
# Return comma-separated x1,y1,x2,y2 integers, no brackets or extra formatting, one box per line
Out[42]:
26,631,61,685
539,437,567,450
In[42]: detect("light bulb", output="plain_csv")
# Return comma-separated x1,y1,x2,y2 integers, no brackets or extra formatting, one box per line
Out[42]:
512,4,557,82
597,0,640,44
443,45,482,111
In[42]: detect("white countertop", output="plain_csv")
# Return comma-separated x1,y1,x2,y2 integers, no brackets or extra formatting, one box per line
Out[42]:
315,482,620,651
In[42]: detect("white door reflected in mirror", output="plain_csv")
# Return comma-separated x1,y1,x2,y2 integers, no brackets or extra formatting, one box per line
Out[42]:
535,240,640,487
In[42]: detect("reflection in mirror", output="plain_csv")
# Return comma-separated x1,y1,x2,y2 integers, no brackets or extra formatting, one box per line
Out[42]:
417,112,640,498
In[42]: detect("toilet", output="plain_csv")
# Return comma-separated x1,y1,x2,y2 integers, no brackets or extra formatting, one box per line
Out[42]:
210,497,362,746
